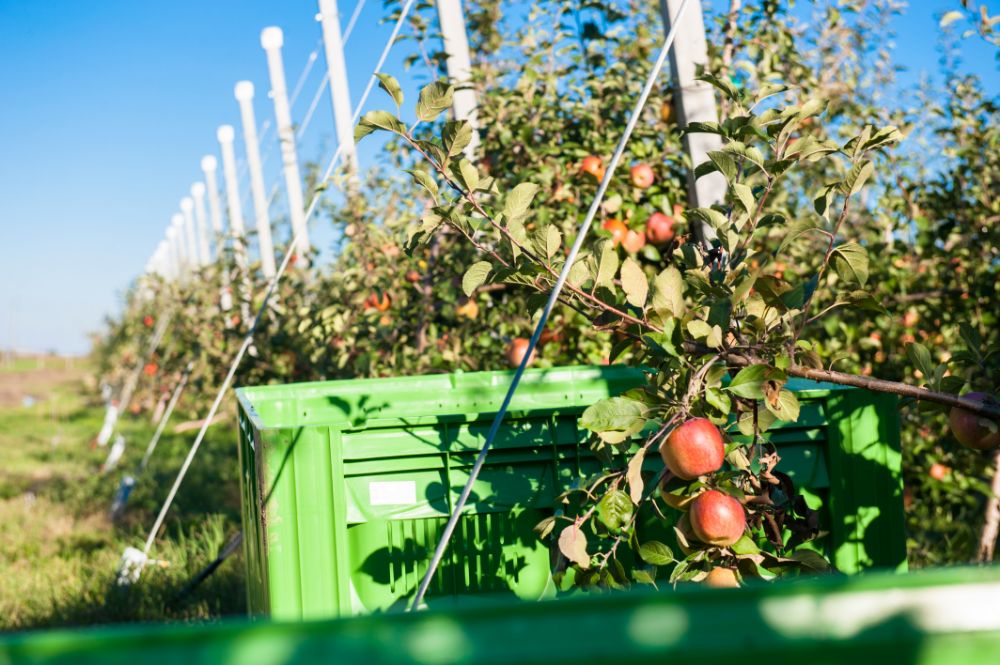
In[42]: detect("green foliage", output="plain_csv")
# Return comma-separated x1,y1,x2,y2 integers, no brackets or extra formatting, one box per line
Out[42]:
93,0,999,601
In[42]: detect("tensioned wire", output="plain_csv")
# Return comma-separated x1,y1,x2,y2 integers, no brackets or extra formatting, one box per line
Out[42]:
140,0,417,560
407,0,695,610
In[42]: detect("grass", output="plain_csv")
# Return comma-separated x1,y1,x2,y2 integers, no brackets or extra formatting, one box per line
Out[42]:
0,372,246,632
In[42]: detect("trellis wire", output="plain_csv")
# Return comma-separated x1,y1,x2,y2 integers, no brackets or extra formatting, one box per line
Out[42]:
408,0,694,611
138,0,417,562
139,362,194,473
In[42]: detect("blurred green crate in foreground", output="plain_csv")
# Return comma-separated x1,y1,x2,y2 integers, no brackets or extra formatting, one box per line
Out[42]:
235,365,906,621
2,566,998,665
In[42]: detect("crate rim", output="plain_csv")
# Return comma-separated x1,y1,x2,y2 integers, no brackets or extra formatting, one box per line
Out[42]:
235,364,855,433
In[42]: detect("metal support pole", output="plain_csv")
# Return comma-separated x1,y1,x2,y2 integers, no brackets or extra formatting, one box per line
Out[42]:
435,0,479,158
234,81,277,279
317,0,358,177
190,183,212,264
261,27,311,257
179,197,201,267
660,0,725,233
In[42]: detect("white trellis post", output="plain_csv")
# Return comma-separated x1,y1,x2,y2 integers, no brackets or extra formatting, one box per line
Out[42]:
190,183,212,264
317,0,358,178
261,27,311,258
180,197,201,268
200,155,225,240
234,81,278,279
218,125,253,324
170,213,189,276
217,125,250,271
659,0,725,238
166,226,181,281
435,0,480,158
200,153,233,311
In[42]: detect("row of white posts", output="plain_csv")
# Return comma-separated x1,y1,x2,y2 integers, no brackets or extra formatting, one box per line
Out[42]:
141,0,722,287
142,0,368,284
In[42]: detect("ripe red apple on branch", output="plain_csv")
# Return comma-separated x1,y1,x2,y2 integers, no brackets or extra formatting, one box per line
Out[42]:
689,490,747,547
929,463,951,481
602,218,628,247
506,337,536,368
363,291,391,312
703,567,740,588
659,418,725,480
949,393,1000,450
622,229,646,254
644,211,675,245
580,155,605,182
630,163,654,189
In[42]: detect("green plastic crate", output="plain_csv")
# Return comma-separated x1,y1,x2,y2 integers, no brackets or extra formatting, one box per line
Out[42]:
4,566,1000,665
235,365,905,621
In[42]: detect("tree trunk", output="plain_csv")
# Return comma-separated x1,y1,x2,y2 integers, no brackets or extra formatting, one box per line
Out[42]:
977,449,1000,562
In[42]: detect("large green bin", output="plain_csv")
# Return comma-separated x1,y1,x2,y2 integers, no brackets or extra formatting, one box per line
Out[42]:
3,566,999,665
235,365,905,620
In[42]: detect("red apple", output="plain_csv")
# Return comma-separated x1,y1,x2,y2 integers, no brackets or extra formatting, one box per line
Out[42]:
506,337,536,368
645,212,675,245
580,155,605,182
405,270,421,284
364,291,391,312
622,229,646,254
659,418,725,480
689,490,746,547
703,567,740,588
602,219,628,247
949,393,1000,451
143,315,154,328
630,163,654,189
929,463,950,481
143,362,157,377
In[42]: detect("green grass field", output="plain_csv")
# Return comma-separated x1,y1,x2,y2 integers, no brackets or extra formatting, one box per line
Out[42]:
0,369,246,632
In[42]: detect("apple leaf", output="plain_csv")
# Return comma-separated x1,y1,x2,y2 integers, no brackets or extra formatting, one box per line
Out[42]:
831,242,869,286
375,73,403,108
597,490,633,531
442,120,473,157
652,266,685,317
596,241,619,287
545,225,562,259
503,182,540,220
456,159,480,191
462,261,492,297
620,257,648,308
355,110,405,141
638,540,675,566
416,81,454,121
579,396,647,434
764,389,800,422
626,448,645,504
727,364,772,399
558,525,590,569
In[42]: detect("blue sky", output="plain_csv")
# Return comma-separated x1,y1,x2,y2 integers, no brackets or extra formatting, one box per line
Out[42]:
0,1,996,355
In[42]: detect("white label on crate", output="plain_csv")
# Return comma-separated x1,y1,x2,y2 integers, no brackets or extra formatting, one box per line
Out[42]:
369,480,417,506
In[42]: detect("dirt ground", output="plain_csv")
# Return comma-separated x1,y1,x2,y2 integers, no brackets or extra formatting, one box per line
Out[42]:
0,366,88,408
